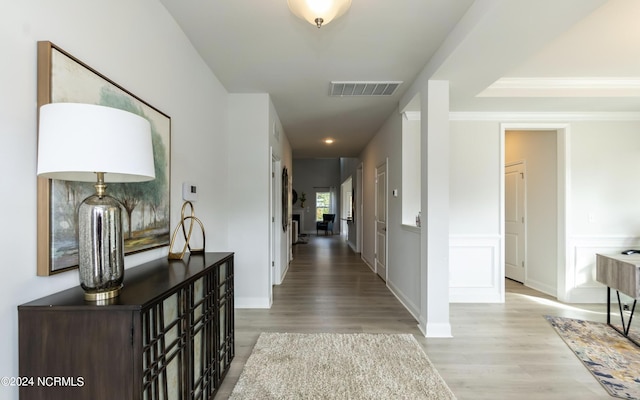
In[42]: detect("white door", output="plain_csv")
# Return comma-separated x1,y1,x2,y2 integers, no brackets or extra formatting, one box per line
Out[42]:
375,162,387,281
505,162,526,283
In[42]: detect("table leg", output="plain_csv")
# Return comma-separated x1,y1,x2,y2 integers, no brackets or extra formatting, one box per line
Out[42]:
624,299,637,336
607,288,640,347
607,286,611,325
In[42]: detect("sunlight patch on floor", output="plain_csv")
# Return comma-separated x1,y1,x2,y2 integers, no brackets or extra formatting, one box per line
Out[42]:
511,292,608,316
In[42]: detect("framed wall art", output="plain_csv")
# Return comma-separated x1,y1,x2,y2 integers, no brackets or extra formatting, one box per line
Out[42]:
37,41,171,276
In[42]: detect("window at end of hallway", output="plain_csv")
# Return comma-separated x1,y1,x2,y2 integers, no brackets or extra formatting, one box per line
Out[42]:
316,192,331,221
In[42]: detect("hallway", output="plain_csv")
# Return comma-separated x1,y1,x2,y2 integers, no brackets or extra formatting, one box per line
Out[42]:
215,236,420,398
216,235,620,399
269,235,420,333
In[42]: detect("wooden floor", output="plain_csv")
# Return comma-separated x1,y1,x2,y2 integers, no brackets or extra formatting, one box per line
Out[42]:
214,235,630,399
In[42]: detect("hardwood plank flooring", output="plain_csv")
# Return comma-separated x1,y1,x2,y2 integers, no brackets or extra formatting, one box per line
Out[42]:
215,235,633,399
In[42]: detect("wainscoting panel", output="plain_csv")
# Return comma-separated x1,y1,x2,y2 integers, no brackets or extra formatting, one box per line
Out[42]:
449,235,502,303
568,236,640,303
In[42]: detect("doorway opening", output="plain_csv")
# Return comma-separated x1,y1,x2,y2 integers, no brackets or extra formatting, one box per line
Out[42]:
501,123,569,302
340,177,353,242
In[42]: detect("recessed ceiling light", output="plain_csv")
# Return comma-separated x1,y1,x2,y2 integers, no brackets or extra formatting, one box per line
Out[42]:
324,138,334,144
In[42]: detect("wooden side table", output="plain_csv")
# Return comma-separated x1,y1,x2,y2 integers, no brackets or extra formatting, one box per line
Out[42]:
18,252,234,400
596,253,640,346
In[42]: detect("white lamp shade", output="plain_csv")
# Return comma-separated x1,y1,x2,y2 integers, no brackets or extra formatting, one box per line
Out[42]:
37,103,155,183
287,0,352,27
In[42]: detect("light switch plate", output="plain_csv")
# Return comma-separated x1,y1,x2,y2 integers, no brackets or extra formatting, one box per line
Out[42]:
182,182,198,201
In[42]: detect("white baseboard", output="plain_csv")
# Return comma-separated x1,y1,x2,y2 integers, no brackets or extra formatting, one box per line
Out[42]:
426,322,453,338
417,317,453,338
277,261,289,285
525,278,556,298
387,280,420,321
347,240,357,253
566,286,607,304
361,256,375,272
234,296,271,309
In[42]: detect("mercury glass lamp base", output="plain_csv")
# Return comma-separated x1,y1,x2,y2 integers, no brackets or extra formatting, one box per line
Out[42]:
78,191,125,302
84,284,123,301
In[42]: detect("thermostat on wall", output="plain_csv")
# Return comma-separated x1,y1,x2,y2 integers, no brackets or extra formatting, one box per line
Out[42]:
182,182,198,201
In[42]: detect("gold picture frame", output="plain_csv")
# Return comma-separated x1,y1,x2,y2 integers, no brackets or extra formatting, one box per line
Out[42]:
36,41,171,276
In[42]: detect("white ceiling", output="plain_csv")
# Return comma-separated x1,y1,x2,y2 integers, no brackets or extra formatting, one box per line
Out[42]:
158,0,640,158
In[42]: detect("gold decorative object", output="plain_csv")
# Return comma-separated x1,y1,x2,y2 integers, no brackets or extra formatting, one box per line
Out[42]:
168,201,206,260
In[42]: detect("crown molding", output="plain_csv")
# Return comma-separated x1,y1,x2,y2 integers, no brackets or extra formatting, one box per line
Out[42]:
449,111,640,122
478,77,640,97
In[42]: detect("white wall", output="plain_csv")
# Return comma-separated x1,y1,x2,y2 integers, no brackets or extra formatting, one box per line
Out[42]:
228,94,271,308
449,122,501,235
359,82,453,337
359,83,454,337
2,1,230,396
449,115,640,303
269,99,293,285
228,94,292,306
360,109,422,320
569,120,640,302
449,120,517,303
421,81,451,337
360,113,395,268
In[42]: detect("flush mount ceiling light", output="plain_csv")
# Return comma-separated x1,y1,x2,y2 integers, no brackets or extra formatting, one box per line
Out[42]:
288,0,352,28
324,138,335,144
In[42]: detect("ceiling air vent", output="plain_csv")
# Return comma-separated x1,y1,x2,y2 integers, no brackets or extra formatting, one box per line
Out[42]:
330,81,403,97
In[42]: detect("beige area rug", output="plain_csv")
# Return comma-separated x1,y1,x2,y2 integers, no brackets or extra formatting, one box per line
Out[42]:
229,332,456,400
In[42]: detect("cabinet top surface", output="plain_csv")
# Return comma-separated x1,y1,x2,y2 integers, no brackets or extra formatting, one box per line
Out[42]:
19,252,233,310
597,253,640,267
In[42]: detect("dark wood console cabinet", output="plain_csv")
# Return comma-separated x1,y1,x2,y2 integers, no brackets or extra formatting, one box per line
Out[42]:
18,252,234,400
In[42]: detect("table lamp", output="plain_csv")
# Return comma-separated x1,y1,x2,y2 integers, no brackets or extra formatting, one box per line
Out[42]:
37,103,155,301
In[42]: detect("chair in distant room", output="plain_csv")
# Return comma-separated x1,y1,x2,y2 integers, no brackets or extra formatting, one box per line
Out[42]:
316,214,335,236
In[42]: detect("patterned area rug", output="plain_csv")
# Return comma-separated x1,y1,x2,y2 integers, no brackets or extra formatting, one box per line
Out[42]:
545,315,640,399
229,332,456,399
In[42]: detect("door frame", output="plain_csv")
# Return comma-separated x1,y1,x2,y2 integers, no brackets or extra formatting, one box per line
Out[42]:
269,150,282,293
374,159,389,281
340,176,353,242
357,163,363,254
500,123,570,302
